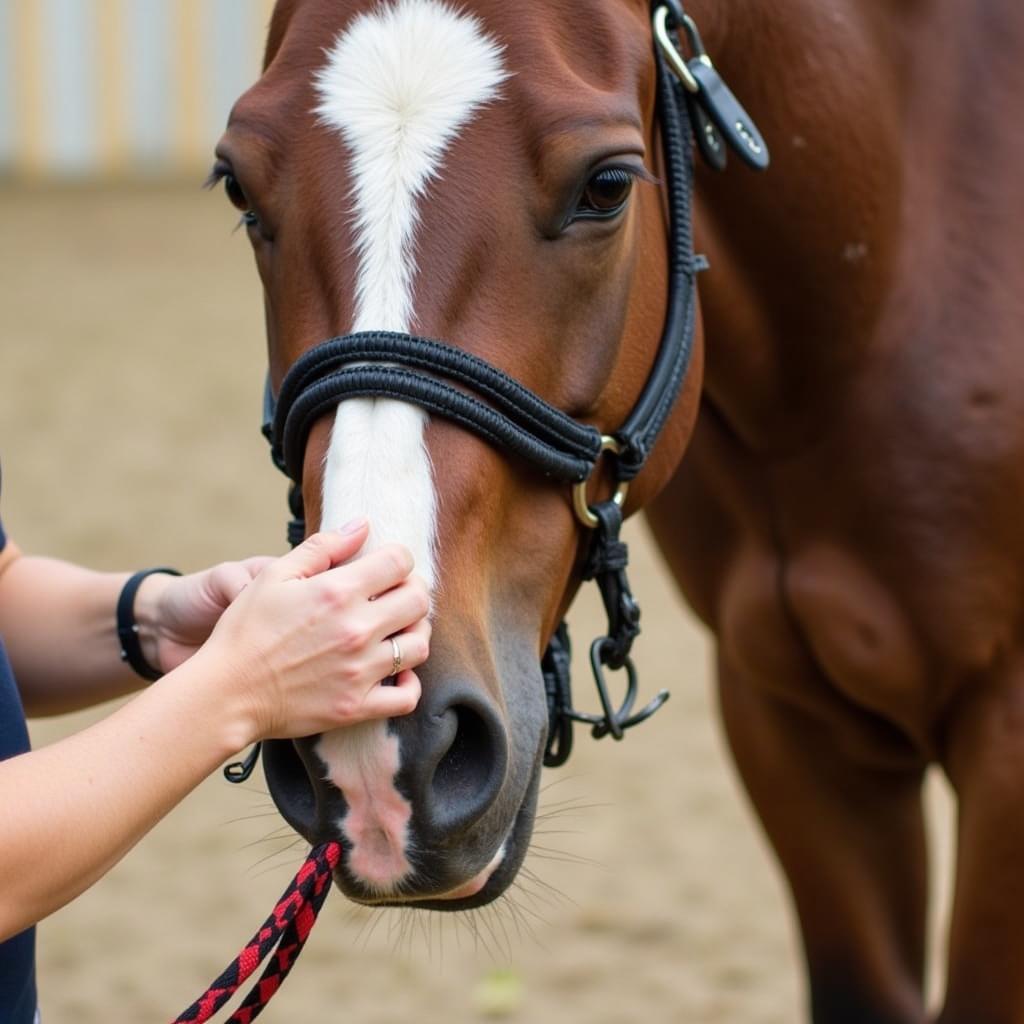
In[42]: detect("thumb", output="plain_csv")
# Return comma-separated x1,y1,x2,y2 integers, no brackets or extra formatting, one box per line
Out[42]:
265,521,370,582
203,561,264,611
240,555,276,579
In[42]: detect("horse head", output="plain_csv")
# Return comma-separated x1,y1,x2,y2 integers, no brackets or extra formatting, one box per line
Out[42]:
215,0,713,909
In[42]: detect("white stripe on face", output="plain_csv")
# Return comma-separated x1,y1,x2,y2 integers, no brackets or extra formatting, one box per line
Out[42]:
310,0,508,893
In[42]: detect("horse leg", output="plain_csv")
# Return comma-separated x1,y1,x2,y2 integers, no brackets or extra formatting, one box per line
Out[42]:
935,656,1024,1024
719,657,929,1024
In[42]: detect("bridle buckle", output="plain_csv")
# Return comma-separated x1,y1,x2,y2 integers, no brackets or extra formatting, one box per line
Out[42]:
572,435,630,529
652,5,709,95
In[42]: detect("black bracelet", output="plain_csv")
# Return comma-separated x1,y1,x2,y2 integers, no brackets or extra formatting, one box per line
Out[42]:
116,567,182,682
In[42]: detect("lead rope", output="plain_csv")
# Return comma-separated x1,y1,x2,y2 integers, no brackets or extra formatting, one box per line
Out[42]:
171,843,340,1024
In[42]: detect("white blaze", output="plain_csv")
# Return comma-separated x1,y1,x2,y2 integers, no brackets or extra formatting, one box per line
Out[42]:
311,0,508,893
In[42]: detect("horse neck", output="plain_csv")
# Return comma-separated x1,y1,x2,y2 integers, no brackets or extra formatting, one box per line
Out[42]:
688,0,1024,455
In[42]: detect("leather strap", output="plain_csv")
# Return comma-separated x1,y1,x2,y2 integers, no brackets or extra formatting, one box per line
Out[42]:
263,46,699,506
275,357,603,487
615,42,698,479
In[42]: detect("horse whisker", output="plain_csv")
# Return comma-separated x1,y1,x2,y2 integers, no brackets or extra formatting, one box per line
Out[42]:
235,826,297,852
247,838,307,876
218,810,285,827
525,843,606,869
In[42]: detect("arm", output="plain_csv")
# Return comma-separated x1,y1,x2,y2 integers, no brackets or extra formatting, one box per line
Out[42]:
0,542,272,717
0,525,431,941
0,544,142,714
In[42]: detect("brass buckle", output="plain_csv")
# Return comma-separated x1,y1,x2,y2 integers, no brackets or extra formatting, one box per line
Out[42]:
573,436,630,529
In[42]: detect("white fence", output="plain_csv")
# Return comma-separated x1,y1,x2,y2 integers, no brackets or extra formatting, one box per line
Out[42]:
0,0,275,178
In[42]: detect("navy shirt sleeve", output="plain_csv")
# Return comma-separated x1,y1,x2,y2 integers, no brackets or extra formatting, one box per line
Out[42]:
0,485,40,1022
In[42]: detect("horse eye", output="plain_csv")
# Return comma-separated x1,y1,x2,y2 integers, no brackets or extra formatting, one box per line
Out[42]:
577,168,635,219
223,173,249,212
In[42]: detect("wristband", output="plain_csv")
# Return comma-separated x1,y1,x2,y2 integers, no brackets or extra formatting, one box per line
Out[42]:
116,567,182,681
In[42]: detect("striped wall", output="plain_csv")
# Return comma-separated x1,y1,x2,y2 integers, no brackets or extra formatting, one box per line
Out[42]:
0,0,277,178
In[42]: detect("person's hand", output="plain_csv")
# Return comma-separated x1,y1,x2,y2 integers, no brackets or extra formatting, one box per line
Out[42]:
194,520,429,744
136,557,275,674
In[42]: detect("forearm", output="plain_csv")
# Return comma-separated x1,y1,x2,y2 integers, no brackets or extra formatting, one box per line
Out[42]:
0,554,150,714
0,527,430,940
0,649,251,941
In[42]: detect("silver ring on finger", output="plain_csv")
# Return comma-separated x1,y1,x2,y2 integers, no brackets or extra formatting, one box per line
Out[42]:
390,636,403,678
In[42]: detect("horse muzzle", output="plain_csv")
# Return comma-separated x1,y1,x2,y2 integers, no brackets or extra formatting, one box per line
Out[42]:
261,667,542,908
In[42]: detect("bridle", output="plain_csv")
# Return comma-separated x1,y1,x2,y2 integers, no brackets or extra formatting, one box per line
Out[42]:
225,0,768,784
190,8,767,1017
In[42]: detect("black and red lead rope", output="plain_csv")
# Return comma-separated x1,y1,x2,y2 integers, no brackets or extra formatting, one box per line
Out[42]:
171,843,340,1024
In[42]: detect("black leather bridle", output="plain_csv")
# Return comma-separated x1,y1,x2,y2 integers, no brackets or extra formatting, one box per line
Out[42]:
227,1,767,782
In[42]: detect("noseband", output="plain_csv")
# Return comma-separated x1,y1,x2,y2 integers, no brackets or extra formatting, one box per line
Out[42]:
229,0,767,781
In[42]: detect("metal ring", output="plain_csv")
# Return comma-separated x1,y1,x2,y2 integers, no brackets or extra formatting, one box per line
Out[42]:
390,636,403,677
573,436,630,529
653,5,700,94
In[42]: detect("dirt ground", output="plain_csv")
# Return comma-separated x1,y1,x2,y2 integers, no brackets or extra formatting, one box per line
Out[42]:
0,185,954,1023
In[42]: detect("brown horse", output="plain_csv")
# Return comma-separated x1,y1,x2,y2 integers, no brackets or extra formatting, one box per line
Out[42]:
216,1,1024,1020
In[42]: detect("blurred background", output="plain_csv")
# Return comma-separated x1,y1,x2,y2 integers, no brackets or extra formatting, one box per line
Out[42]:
0,0,274,182
0,3,951,1022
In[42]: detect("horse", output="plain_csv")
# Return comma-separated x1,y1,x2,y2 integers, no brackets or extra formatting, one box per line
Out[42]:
215,1,1024,1020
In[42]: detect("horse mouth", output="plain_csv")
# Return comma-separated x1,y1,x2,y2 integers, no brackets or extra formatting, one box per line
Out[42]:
434,847,505,901
343,841,509,908
334,769,540,911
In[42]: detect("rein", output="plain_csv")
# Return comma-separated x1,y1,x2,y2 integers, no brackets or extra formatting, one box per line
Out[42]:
176,4,767,1017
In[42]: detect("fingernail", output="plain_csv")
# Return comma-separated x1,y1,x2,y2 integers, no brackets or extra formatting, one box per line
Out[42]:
338,517,368,535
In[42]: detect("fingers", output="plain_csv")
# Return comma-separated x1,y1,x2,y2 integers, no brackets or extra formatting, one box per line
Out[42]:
360,670,423,719
222,525,431,735
365,576,431,642
201,556,277,614
241,556,275,579
371,618,431,681
264,522,369,583
206,561,262,609
326,542,415,599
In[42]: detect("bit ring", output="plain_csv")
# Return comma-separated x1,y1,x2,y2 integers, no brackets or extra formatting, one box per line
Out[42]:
389,636,403,678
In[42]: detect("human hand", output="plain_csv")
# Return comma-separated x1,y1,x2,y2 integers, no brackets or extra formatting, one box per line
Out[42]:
195,521,429,744
135,556,275,674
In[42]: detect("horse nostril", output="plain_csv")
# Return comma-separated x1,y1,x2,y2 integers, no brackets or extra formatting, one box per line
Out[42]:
425,701,507,836
434,705,490,802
